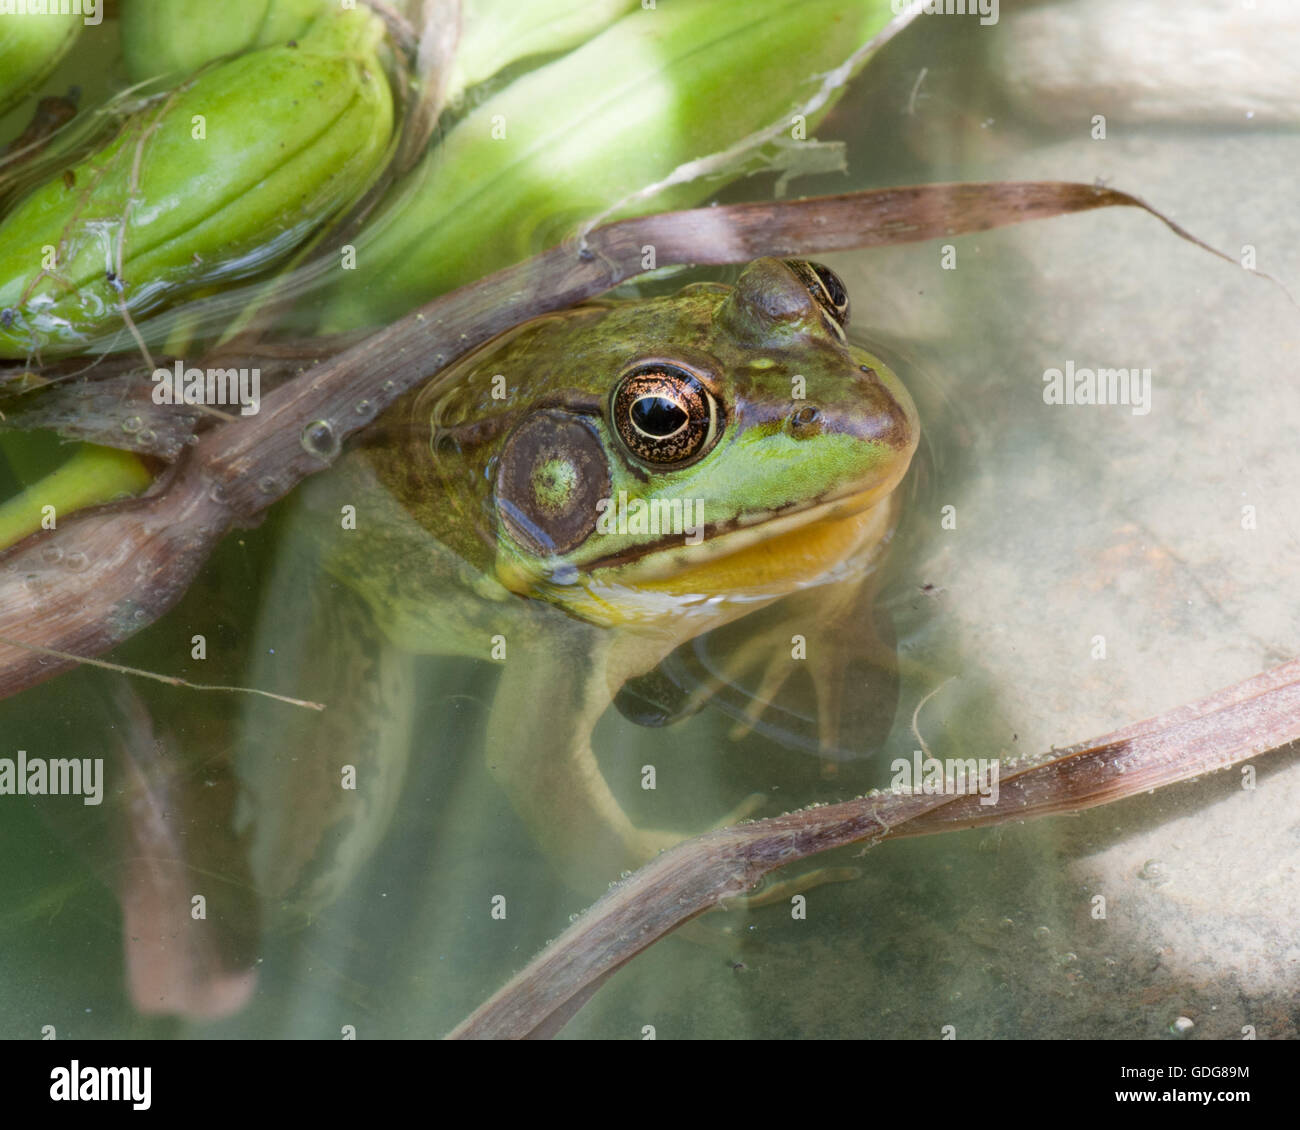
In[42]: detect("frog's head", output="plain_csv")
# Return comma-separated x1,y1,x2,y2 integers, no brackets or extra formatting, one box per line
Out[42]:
381,258,918,628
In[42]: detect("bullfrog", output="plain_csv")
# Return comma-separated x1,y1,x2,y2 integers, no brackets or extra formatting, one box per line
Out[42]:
235,257,919,913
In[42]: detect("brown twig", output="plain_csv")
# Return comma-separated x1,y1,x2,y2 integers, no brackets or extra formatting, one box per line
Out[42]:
0,632,324,709
449,659,1300,1039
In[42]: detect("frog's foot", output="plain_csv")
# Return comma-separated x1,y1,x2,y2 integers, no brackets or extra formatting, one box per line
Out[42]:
685,575,898,763
681,866,866,937
723,864,863,910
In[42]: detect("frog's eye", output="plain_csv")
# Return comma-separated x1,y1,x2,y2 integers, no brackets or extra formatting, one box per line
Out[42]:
784,259,850,331
611,363,721,467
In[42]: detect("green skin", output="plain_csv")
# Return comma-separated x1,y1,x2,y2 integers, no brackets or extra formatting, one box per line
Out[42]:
239,259,919,907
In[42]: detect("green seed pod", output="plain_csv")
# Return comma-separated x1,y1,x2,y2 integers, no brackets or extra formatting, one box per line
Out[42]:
0,7,83,118
319,0,896,332
0,8,394,359
120,0,327,85
450,0,639,100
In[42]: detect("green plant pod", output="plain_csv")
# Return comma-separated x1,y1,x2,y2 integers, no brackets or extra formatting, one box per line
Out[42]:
120,0,327,84
0,7,83,117
319,0,895,332
449,0,639,99
0,8,394,359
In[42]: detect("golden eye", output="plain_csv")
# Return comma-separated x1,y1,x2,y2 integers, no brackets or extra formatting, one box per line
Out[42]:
611,364,720,467
784,259,850,330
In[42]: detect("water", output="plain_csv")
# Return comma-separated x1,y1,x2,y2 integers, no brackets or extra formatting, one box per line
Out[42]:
2,0,1299,1040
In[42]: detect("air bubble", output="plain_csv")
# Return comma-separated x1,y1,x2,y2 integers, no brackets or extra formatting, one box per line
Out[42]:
121,415,143,434
1137,859,1168,884
64,551,89,572
40,546,64,565
300,419,340,460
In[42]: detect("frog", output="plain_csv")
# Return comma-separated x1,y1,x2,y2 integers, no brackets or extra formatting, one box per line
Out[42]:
234,257,919,915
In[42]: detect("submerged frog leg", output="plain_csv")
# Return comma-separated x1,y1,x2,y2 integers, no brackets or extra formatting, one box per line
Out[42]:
678,568,898,768
724,864,863,910
483,622,763,894
676,865,864,946
236,557,420,928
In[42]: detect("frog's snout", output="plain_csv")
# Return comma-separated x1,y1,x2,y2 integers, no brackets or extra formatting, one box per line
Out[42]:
783,364,915,451
784,397,909,447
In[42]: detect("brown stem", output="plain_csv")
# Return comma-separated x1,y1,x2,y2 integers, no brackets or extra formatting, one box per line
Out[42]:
449,659,1300,1039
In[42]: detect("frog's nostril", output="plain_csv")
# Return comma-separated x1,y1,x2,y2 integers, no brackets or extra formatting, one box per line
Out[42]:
788,404,822,437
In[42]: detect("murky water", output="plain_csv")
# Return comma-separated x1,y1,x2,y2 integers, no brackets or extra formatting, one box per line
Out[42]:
2,0,1298,1039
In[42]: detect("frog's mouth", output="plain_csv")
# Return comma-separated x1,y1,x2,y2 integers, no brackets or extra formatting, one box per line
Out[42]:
582,471,906,596
492,475,908,629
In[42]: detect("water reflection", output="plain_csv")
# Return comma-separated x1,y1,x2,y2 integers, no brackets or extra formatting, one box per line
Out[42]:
3,0,1299,1040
